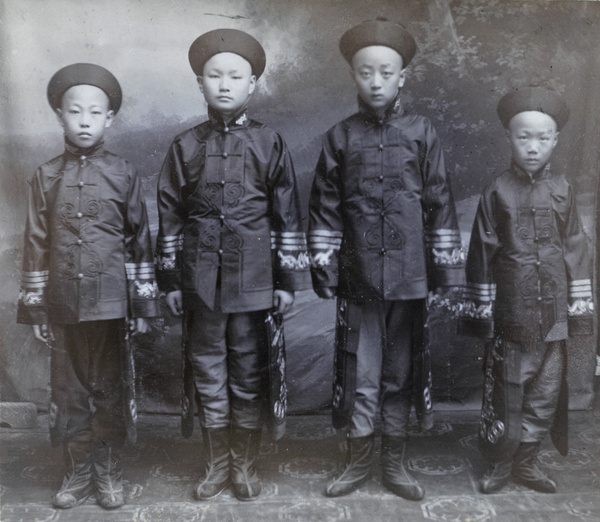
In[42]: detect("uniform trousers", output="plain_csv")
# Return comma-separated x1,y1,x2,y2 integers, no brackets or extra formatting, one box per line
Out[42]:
50,319,127,446
187,303,267,430
350,299,424,438
518,339,564,443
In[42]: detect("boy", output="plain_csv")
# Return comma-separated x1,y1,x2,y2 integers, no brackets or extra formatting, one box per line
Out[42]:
458,86,593,494
17,63,159,509
308,18,464,500
156,29,307,501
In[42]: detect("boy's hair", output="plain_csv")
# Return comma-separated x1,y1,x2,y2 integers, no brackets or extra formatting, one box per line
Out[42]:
188,29,266,78
339,17,416,67
47,63,122,113
497,86,569,130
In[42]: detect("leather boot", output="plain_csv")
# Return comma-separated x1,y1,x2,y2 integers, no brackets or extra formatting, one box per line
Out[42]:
381,435,424,500
512,442,557,493
326,434,374,497
92,443,124,509
195,427,231,500
52,441,94,509
479,459,512,494
230,427,262,501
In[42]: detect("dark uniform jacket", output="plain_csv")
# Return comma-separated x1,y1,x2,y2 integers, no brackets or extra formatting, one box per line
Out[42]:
156,106,308,313
308,96,464,302
458,163,593,346
17,141,160,325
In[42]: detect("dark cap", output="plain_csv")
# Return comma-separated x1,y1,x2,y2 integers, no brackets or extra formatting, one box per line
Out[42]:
188,29,266,78
339,18,417,67
497,86,569,130
47,63,122,113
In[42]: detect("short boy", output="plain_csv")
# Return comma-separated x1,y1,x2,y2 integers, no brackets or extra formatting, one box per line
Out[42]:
156,29,307,501
308,19,464,499
458,86,593,494
17,63,159,509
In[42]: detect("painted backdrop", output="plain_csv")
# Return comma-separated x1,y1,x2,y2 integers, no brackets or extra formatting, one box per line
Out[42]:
1,0,598,413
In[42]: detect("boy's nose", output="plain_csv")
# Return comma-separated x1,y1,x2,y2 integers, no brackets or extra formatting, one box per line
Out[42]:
80,113,90,127
219,79,230,91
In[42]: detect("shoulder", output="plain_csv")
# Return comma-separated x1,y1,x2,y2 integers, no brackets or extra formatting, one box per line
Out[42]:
101,150,136,175
32,153,67,184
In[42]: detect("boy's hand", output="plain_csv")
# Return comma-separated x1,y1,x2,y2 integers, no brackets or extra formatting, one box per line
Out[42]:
166,290,184,316
129,318,150,335
32,324,52,344
316,287,336,299
273,290,294,314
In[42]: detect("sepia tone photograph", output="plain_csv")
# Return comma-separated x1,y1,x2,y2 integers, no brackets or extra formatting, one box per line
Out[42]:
1,0,599,520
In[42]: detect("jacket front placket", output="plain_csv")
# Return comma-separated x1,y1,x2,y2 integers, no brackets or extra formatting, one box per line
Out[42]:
200,117,246,308
516,168,561,340
57,151,101,318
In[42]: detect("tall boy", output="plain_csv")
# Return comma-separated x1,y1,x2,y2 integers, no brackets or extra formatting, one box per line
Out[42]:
156,29,307,501
308,19,464,499
458,86,593,494
17,63,159,509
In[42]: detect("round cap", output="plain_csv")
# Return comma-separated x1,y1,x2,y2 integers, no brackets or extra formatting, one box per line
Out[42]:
339,18,416,67
497,86,569,130
188,29,266,78
47,63,122,113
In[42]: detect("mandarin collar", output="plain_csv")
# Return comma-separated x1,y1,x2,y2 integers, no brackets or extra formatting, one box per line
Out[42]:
64,138,105,160
208,104,250,132
358,90,403,124
511,161,551,181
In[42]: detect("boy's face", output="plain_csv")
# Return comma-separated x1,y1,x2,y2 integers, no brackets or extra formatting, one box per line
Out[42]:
56,84,114,148
351,45,406,111
507,111,558,175
198,52,256,118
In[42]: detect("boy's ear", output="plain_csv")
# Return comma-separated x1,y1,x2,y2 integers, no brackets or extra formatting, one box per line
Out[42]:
248,75,256,95
54,108,65,127
196,75,204,94
104,110,115,129
397,68,407,89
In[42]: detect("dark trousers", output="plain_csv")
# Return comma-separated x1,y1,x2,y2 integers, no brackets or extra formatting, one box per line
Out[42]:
519,340,564,443
350,299,424,438
50,320,127,446
187,304,267,430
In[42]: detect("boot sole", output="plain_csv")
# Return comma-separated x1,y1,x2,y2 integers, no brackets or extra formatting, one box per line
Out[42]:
195,481,231,501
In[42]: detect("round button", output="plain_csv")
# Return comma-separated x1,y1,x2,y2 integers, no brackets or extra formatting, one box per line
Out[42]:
224,127,230,133
537,297,542,302
378,144,384,151
218,249,224,255
380,211,385,216
531,179,536,184
222,152,228,159
77,239,83,245
221,180,226,185
535,261,541,266
78,181,84,187
76,212,83,218
531,208,536,214
534,237,539,242
80,155,86,160
379,175,384,181
379,248,386,255
219,215,225,220
77,273,84,279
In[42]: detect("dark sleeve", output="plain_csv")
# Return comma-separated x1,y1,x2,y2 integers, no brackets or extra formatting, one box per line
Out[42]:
156,140,187,293
17,170,50,325
420,120,465,289
562,183,593,336
124,166,160,318
307,131,344,293
457,188,498,339
267,132,309,292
